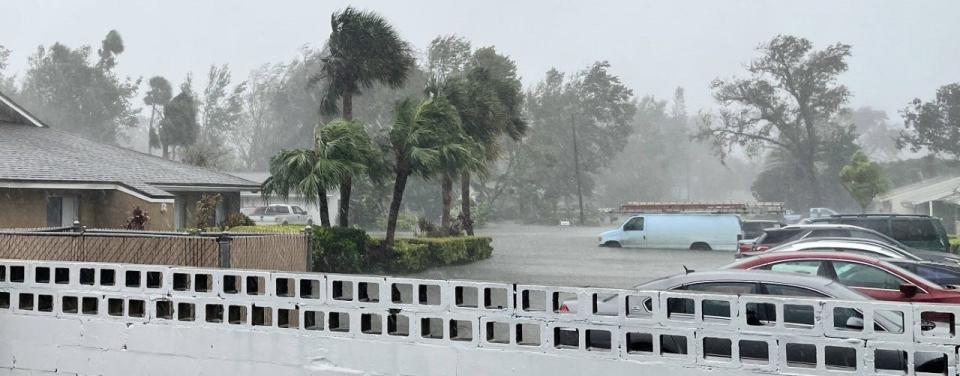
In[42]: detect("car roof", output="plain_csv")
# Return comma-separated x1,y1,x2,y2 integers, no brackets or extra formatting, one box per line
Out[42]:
782,223,867,230
731,250,891,266
773,238,903,253
826,214,934,219
637,269,848,292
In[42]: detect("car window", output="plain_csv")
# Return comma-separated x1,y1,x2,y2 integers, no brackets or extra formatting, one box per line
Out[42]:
806,229,851,238
761,229,803,244
271,206,290,214
757,260,824,276
838,218,889,233
292,206,306,214
624,217,644,231
831,261,904,290
252,207,266,215
763,284,827,297
684,282,757,294
847,229,891,243
835,248,887,258
912,265,960,286
892,219,938,242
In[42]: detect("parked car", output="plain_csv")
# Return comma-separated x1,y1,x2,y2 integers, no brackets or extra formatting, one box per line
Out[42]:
727,252,960,304
598,214,741,251
760,237,960,265
748,223,902,253
738,220,784,253
806,214,951,253
248,204,313,225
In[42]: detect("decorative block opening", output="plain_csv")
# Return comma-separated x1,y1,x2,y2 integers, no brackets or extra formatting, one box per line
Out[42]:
61,296,77,313
54,267,69,284
300,279,320,299
177,303,195,321
387,313,409,336
553,292,577,313
0,292,9,309
421,317,444,339
914,351,948,375
660,334,688,356
10,265,24,283
745,302,776,326
785,343,817,368
585,329,611,351
129,299,145,317
419,284,441,305
18,293,33,311
517,323,541,346
484,287,508,309
592,293,618,316
455,286,478,308
173,273,190,291
78,268,93,285
304,311,324,330
100,269,115,286
205,304,224,323
194,274,212,293
824,346,857,370
246,276,266,295
626,295,653,318
450,319,473,341
739,340,769,364
329,312,350,332
920,311,955,337
81,297,98,315
275,278,295,297
358,282,380,302
702,300,731,321
156,300,173,319
222,275,240,294
875,310,905,334
278,308,299,329
0,265,5,281
626,332,653,354
35,267,50,283
667,297,695,319
391,283,413,304
361,313,382,334
125,270,141,288
108,298,124,316
784,304,815,327
251,305,272,326
485,321,510,344
553,327,579,349
146,271,162,288
874,349,907,373
332,280,353,301
522,290,547,311
703,337,732,359
228,305,247,325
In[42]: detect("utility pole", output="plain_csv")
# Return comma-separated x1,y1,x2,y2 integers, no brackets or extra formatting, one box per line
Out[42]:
571,113,585,225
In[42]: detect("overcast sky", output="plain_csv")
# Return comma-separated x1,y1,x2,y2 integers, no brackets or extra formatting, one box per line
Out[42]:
3,0,959,119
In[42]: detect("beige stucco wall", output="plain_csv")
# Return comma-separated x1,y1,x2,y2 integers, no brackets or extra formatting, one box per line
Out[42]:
0,188,46,228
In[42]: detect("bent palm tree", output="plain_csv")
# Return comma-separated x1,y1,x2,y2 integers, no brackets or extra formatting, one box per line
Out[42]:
320,119,380,227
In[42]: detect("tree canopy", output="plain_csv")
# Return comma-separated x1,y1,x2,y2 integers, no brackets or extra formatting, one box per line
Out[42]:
898,83,960,159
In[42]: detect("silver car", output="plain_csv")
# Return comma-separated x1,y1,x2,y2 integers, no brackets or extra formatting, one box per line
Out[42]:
248,204,313,225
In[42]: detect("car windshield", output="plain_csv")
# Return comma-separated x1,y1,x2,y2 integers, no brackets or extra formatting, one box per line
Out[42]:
759,229,802,244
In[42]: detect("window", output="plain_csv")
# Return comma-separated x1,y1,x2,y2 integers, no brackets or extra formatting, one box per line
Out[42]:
891,219,939,242
270,206,290,214
758,261,824,276
831,261,904,290
838,218,889,234
806,229,851,238
292,206,306,214
763,284,827,298
684,282,757,295
847,230,890,243
759,229,803,244
623,217,644,231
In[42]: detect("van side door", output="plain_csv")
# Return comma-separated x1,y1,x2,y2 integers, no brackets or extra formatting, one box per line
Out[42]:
622,217,646,247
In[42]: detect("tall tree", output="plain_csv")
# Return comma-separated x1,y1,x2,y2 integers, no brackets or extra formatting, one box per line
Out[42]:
321,119,381,227
695,35,852,210
840,151,888,211
18,30,140,143
181,65,247,168
158,82,199,159
144,76,173,154
0,45,14,95
897,83,960,158
314,6,415,226
384,97,468,247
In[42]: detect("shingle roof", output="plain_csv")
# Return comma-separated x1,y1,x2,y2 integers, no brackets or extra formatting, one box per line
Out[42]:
0,123,260,198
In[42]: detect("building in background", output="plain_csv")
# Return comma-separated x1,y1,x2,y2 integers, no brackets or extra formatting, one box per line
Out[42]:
873,175,960,234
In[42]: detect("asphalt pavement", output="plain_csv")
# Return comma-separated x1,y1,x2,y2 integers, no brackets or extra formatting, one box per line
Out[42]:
410,223,735,288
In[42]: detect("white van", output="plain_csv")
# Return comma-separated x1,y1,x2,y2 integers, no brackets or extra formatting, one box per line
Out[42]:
597,214,742,251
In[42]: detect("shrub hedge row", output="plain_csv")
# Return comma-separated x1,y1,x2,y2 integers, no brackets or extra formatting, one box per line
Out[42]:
311,228,492,273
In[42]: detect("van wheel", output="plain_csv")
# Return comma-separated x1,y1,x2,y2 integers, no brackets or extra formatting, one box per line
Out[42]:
603,241,622,248
690,242,711,251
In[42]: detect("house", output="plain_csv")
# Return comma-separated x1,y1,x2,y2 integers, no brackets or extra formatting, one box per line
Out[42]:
873,175,960,234
228,172,339,225
0,92,260,230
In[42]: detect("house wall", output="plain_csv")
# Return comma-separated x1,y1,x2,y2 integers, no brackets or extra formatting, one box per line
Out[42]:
172,191,241,229
0,188,46,228
0,188,174,230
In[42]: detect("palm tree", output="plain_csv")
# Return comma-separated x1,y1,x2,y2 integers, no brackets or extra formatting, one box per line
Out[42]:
314,6,415,224
384,96,469,247
320,119,380,227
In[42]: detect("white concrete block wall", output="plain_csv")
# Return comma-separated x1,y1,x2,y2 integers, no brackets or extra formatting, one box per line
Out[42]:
0,259,959,375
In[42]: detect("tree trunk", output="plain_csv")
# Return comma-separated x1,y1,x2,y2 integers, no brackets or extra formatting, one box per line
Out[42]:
440,174,453,231
318,188,331,228
338,175,351,227
162,144,169,159
342,93,353,121
385,171,409,247
461,173,474,235
147,106,156,155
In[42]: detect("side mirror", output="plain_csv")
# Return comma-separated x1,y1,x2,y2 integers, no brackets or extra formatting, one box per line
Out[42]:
845,316,865,330
899,284,920,298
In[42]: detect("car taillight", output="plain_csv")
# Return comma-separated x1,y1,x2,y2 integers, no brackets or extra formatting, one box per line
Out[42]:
559,304,569,313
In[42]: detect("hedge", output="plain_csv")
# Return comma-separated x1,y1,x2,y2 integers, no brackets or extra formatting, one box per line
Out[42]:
951,236,960,254
309,229,491,274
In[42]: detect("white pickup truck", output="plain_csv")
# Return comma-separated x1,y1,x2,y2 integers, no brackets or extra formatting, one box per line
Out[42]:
244,204,313,225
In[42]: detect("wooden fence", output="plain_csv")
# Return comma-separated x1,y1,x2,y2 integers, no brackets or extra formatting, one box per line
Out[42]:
0,229,308,271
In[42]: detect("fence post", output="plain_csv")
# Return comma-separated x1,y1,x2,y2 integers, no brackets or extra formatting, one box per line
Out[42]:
218,234,232,268
303,225,314,272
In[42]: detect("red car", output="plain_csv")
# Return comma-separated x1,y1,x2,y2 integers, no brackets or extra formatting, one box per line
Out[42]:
727,251,960,304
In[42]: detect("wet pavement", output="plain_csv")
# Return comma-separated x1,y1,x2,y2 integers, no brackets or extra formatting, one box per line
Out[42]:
410,223,735,288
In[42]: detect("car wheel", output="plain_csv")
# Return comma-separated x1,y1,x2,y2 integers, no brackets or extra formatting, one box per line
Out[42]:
604,241,622,248
690,242,712,251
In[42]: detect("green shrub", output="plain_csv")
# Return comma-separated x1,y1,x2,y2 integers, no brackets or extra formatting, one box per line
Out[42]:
951,236,960,254
313,227,370,273
224,213,255,228
390,241,431,273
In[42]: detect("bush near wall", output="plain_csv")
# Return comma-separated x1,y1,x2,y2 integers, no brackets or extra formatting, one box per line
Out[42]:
950,236,960,254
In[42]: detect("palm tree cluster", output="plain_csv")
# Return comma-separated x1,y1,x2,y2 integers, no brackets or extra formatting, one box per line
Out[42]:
263,7,524,249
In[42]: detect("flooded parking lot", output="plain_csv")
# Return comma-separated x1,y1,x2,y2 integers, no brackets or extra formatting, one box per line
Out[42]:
411,223,734,288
